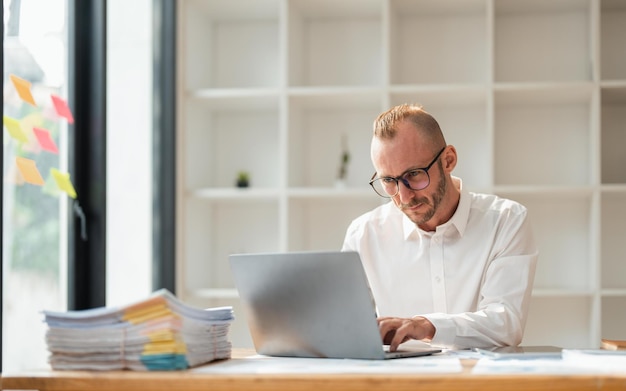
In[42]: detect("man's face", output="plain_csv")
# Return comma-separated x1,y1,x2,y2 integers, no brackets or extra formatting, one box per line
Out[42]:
371,122,448,229
394,161,446,227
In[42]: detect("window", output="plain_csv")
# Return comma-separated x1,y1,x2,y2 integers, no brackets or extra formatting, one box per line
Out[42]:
3,0,167,371
106,0,153,306
2,0,69,370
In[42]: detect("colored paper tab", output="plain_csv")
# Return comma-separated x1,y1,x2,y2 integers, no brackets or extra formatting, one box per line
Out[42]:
33,127,59,154
15,157,45,186
50,94,74,124
3,116,29,143
5,160,25,185
50,168,77,198
9,74,37,106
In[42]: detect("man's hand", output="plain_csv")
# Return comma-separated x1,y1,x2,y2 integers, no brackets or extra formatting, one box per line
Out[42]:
377,316,436,352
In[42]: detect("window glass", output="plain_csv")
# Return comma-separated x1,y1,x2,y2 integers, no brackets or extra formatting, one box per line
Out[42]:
2,0,68,370
106,0,152,307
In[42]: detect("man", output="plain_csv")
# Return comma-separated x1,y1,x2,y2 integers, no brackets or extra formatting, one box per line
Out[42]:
342,104,538,351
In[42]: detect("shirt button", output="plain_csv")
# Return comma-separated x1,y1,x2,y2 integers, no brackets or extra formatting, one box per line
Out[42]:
435,276,441,283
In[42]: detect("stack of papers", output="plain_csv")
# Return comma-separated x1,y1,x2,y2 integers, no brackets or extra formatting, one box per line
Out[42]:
43,289,234,371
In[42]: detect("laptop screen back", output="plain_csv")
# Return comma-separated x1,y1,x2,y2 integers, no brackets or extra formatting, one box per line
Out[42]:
229,251,388,359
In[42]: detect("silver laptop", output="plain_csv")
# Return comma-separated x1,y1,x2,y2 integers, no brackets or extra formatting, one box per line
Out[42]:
229,251,441,360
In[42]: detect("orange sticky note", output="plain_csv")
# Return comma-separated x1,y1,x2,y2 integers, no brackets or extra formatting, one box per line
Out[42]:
9,74,37,106
33,127,59,154
4,160,25,185
3,116,29,143
15,157,45,186
50,94,74,124
50,168,77,198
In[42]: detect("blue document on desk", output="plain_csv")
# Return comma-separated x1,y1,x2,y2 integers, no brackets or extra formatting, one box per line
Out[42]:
472,346,562,360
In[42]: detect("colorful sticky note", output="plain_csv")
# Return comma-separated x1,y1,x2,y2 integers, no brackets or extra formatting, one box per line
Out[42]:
33,127,59,154
3,116,29,143
42,173,62,196
4,160,25,185
50,168,77,198
9,74,37,106
15,157,45,186
50,94,74,124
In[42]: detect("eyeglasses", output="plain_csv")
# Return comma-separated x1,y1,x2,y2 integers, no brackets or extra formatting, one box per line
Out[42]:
369,147,446,198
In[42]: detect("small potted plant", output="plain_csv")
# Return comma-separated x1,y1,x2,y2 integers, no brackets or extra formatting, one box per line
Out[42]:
236,171,250,188
335,135,350,188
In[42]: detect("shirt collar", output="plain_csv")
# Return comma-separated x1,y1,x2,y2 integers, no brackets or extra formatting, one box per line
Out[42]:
402,176,470,240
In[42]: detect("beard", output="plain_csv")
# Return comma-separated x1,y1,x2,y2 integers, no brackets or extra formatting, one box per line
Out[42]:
396,161,447,226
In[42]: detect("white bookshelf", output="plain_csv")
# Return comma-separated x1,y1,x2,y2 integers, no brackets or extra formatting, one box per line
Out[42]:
176,0,626,349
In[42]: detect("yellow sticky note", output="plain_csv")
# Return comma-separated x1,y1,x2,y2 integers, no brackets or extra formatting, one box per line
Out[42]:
3,116,29,143
50,168,77,198
9,74,37,106
15,157,45,186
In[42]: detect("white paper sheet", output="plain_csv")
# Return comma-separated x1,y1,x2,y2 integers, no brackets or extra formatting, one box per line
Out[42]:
193,354,463,374
472,350,626,375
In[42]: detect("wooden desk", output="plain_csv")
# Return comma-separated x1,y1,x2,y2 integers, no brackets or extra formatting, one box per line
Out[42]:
3,349,626,391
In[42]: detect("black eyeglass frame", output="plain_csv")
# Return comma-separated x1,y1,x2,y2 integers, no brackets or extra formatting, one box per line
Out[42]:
368,146,446,198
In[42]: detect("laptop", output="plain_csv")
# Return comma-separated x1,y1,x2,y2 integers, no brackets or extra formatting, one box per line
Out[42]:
229,250,441,360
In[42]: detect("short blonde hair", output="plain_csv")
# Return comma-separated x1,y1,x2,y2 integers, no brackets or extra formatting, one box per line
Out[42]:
373,104,446,147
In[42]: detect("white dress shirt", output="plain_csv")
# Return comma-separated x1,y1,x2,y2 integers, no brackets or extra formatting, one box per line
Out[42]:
342,178,538,349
